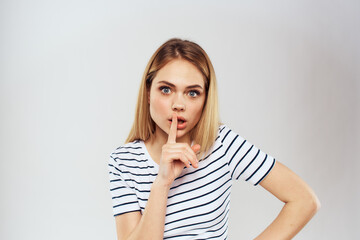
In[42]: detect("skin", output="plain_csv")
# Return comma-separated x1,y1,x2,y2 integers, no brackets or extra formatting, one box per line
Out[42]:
145,59,205,177
114,59,320,240
148,58,206,144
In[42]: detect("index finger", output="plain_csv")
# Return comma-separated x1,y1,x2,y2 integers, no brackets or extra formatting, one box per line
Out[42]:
167,113,177,143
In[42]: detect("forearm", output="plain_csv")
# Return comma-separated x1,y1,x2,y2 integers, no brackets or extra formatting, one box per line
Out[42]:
125,178,170,240
254,198,320,240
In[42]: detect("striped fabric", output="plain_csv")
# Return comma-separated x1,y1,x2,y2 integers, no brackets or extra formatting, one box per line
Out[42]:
108,125,276,239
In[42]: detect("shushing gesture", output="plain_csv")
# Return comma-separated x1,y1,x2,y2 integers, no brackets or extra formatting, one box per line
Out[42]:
157,113,201,186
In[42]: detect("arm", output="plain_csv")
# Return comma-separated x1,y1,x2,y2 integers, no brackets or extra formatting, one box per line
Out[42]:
255,161,321,240
114,113,200,240
114,178,171,240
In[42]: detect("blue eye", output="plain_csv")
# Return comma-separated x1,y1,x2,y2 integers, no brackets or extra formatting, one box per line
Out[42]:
188,90,199,97
160,86,171,94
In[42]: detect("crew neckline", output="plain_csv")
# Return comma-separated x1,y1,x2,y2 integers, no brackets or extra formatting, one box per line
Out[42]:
139,139,200,168
139,140,159,171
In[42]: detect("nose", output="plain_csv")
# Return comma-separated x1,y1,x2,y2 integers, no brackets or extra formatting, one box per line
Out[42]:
172,103,186,111
171,94,186,111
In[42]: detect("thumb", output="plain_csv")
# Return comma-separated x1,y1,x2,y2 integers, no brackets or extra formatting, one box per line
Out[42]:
191,144,201,153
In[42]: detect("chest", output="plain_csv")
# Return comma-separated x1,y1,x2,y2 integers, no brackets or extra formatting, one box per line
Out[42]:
135,154,233,238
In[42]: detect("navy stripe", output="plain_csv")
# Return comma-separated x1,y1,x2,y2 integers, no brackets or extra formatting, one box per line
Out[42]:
111,156,148,162
223,135,238,155
200,144,223,162
112,193,136,199
114,151,145,156
168,172,229,200
166,185,231,217
110,180,151,194
128,186,150,194
136,196,149,202
170,163,228,191
237,149,260,180
231,144,253,179
228,139,246,166
114,162,154,170
219,125,226,133
165,193,231,226
176,138,237,181
110,178,153,185
255,158,276,186
109,164,156,177
246,154,267,181
115,145,141,150
113,170,157,177
167,178,231,208
175,150,226,181
113,201,138,208
108,165,123,176
221,129,231,143
188,209,229,233
204,223,228,239
196,217,228,240
113,209,140,217
165,205,230,234
164,233,198,239
109,186,126,191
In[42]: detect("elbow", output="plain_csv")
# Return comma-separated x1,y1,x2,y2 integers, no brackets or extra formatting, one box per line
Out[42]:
312,195,321,213
305,193,321,216
288,191,321,217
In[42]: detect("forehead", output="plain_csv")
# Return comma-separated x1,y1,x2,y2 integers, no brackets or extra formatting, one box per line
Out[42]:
153,59,204,87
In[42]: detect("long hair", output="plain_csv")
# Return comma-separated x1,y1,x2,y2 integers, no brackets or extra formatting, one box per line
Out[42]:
126,38,220,157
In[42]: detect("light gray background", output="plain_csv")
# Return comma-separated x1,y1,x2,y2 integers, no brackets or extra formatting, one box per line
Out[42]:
1,0,359,239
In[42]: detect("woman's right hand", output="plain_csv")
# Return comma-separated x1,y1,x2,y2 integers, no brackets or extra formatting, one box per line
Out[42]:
157,113,200,187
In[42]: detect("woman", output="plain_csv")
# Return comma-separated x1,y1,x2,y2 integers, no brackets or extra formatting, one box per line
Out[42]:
108,38,320,239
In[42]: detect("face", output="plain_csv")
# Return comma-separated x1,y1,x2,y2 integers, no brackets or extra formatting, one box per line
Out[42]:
148,59,206,143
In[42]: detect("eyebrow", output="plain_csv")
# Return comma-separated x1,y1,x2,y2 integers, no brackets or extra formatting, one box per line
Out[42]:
157,80,203,90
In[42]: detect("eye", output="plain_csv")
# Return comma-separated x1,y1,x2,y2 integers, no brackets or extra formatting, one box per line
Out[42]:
160,86,171,95
188,90,200,98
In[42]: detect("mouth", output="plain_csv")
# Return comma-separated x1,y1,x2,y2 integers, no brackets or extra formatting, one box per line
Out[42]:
169,116,186,123
169,116,187,129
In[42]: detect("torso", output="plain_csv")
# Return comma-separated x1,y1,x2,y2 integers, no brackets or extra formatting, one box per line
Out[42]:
109,125,276,239
144,139,162,165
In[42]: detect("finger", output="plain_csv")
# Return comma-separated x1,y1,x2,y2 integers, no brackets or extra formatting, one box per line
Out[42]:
167,113,177,144
191,144,201,154
169,152,191,168
164,143,198,169
183,148,199,168
191,144,201,168
178,143,199,168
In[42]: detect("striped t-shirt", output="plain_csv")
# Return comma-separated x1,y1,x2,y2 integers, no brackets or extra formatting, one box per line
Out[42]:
108,125,276,239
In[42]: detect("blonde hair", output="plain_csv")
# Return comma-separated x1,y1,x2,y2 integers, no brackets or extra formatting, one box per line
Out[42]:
126,38,220,157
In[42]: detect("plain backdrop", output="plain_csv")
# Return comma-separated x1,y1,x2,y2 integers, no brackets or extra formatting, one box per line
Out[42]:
1,0,359,239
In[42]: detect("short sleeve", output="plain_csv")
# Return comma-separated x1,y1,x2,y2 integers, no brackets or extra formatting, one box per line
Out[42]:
220,125,276,186
108,153,141,216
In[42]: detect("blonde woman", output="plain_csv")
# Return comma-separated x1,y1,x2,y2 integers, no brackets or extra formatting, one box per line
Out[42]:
108,38,320,240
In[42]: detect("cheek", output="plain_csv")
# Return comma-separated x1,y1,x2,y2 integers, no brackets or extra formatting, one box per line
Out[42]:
150,96,169,117
189,99,205,120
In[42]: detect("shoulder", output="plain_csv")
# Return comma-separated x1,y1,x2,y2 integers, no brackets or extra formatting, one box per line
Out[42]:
109,140,145,167
200,124,244,159
110,140,143,156
217,124,237,137
215,124,245,145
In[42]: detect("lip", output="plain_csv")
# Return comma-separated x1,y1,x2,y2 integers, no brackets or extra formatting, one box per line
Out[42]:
168,115,187,130
168,115,186,122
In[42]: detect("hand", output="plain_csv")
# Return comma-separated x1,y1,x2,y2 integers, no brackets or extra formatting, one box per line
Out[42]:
157,113,200,186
